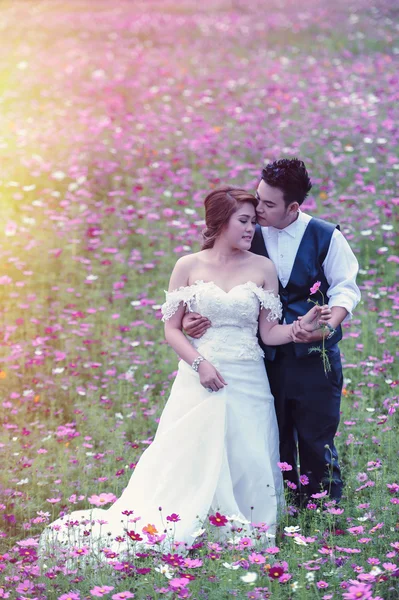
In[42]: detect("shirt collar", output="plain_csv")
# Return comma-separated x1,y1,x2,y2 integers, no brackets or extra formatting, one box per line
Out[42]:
263,210,304,238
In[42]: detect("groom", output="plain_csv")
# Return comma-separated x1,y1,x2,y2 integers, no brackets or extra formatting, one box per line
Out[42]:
184,158,360,504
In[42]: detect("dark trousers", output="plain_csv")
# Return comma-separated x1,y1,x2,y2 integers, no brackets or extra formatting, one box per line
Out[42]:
266,343,343,503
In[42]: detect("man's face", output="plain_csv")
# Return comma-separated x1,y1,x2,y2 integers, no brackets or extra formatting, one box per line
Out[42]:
255,180,298,229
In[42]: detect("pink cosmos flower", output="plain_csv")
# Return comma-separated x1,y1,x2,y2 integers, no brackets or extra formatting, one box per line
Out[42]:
168,578,190,590
382,562,397,571
248,552,266,565
347,526,365,535
311,490,328,499
88,493,117,507
58,593,81,600
265,546,280,554
70,546,90,557
316,581,329,589
299,474,309,486
90,586,114,597
310,281,321,295
183,558,203,568
327,507,344,515
342,581,373,599
277,462,293,471
111,593,135,600
16,581,35,595
237,537,254,549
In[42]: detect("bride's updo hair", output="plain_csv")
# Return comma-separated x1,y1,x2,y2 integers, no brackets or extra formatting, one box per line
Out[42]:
202,187,258,250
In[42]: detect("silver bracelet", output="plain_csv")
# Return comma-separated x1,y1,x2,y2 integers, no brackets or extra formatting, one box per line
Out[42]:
325,323,336,340
192,356,206,372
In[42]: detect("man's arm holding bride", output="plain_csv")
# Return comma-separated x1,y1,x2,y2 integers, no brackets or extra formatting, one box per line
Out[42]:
257,259,330,346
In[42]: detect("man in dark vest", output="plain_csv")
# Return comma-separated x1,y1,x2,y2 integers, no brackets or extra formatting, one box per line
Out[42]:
184,158,360,505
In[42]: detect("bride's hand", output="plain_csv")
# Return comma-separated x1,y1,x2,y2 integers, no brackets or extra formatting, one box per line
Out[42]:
198,361,227,392
298,304,332,332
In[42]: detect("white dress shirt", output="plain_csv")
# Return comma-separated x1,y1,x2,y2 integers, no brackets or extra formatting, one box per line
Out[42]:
261,211,361,319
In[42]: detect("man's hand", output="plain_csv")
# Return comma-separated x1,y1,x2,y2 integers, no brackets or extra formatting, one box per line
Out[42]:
182,312,211,338
291,305,331,343
291,321,323,343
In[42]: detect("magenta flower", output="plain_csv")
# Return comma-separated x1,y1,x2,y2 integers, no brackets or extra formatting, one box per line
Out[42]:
166,513,181,522
268,565,285,579
209,512,228,527
299,474,309,486
111,593,134,600
58,594,81,600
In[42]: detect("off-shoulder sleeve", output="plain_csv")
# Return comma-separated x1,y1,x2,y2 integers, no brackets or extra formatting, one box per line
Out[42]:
250,284,283,322
161,286,197,322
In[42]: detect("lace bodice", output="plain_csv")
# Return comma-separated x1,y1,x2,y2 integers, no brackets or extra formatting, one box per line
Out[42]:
161,280,282,362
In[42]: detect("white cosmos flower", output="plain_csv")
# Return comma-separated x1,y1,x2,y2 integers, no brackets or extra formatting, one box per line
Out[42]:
226,514,251,524
223,562,240,570
155,564,174,579
240,572,258,583
293,536,308,546
284,525,301,533
191,527,206,538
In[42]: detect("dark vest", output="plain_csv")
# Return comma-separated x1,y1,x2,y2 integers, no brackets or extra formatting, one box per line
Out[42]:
251,218,342,360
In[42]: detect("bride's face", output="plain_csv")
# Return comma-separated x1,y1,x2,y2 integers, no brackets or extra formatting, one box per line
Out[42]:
222,202,256,250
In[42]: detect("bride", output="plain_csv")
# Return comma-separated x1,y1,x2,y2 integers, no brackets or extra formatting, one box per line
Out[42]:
40,187,330,559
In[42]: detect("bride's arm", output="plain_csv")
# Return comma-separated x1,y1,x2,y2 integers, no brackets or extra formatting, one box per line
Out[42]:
163,256,205,366
163,257,227,391
258,261,330,346
258,263,294,346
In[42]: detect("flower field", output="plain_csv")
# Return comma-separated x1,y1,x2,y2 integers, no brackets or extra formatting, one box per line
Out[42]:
0,0,398,598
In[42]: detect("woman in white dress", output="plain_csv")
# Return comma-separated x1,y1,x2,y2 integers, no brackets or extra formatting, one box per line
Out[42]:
40,187,330,560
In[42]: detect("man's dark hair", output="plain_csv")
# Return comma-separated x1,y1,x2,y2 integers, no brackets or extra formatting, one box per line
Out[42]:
261,158,312,207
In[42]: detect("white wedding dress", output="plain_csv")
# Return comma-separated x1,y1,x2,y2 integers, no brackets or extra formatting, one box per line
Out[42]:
40,281,284,559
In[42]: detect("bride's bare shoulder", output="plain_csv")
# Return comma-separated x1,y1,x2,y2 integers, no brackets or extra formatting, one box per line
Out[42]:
168,252,203,286
249,253,276,274
173,251,203,271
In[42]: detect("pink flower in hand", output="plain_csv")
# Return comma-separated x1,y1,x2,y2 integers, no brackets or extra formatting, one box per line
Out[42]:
310,281,321,295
